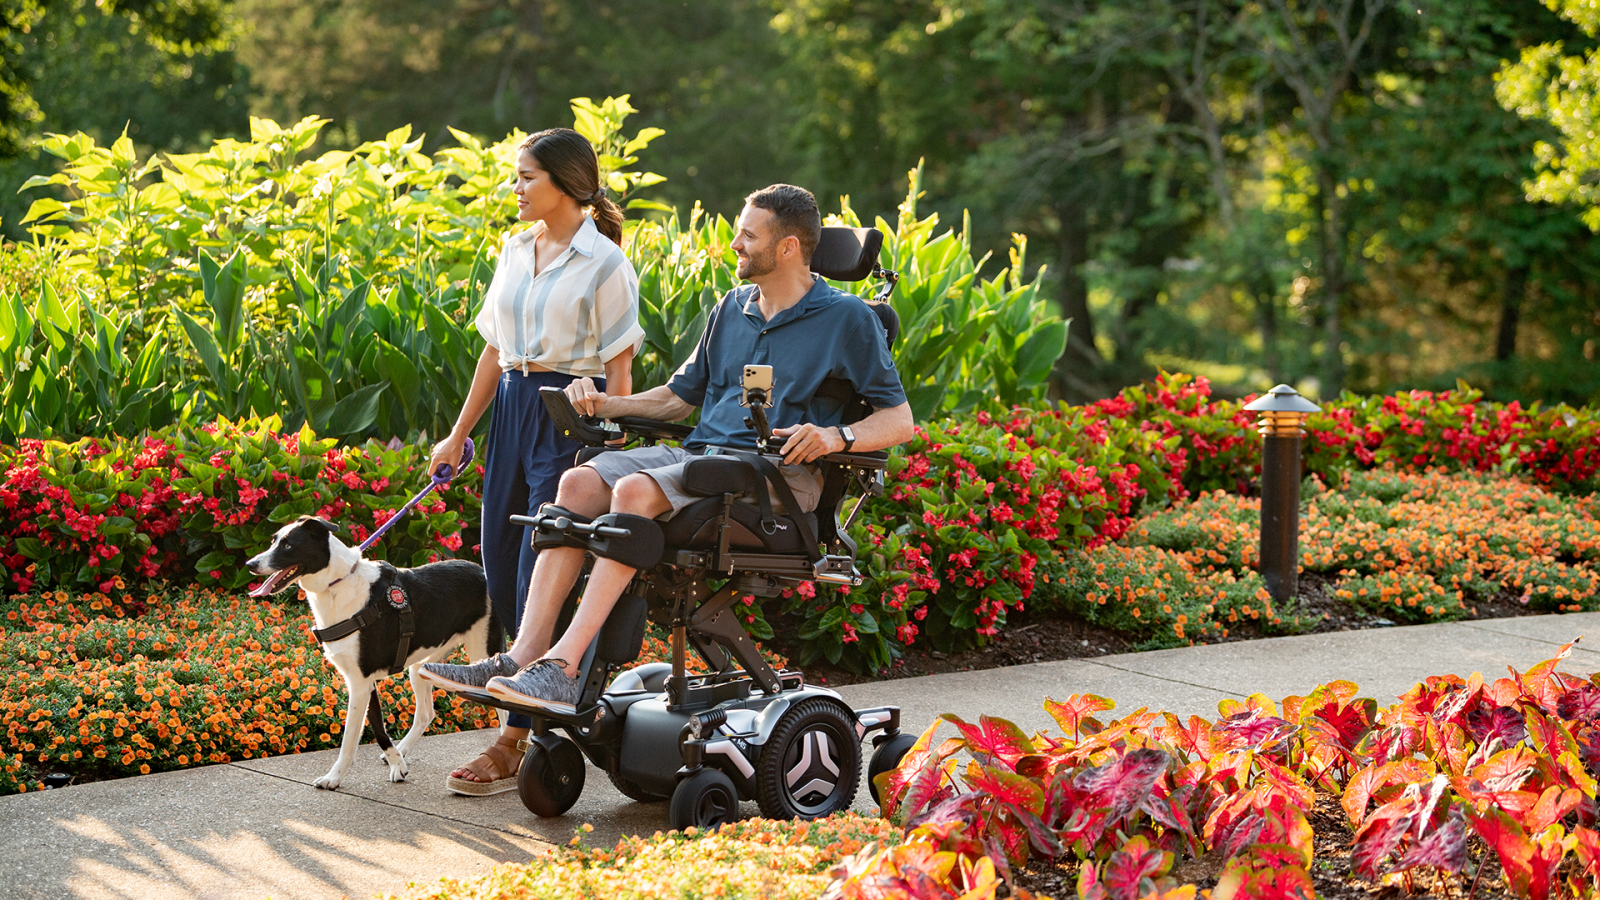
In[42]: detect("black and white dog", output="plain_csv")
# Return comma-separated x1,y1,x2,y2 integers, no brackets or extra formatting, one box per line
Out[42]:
246,516,500,790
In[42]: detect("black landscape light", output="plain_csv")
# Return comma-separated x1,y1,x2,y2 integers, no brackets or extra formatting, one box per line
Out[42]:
1243,385,1320,604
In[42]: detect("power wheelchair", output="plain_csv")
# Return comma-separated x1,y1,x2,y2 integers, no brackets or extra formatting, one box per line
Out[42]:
455,226,918,829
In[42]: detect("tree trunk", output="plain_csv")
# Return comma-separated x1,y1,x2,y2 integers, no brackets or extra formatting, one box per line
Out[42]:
1054,199,1104,400
1314,164,1346,394
1496,264,1528,361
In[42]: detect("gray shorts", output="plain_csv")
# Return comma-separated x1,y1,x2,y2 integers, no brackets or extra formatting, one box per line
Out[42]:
583,445,824,515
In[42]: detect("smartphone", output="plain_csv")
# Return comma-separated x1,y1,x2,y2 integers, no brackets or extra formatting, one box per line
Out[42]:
742,365,774,392
741,364,774,407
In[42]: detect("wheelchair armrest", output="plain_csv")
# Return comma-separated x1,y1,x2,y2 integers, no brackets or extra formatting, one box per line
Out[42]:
816,449,889,469
539,387,620,446
612,416,695,443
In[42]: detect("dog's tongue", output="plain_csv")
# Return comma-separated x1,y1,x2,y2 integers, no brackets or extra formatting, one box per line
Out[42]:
249,569,292,597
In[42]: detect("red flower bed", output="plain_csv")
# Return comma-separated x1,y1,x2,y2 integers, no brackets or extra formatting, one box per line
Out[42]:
0,417,482,595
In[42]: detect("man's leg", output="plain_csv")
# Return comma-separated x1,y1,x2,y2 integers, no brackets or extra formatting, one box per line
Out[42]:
504,465,616,666
543,472,674,674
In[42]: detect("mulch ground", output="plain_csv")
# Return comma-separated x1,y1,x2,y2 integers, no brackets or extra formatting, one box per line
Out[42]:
785,572,1547,688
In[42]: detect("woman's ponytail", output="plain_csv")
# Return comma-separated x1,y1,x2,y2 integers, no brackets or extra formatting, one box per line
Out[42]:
520,128,628,248
589,192,625,246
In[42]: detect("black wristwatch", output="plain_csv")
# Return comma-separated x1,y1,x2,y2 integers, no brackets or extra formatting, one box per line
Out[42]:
837,424,856,452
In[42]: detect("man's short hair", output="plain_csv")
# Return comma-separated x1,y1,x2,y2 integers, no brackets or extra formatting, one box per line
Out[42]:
745,184,822,263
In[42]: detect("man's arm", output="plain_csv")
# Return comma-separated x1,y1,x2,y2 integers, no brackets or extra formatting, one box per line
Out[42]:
565,378,696,421
772,402,915,465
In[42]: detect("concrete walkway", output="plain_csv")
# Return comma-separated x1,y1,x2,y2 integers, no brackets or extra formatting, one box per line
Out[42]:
3,613,1597,900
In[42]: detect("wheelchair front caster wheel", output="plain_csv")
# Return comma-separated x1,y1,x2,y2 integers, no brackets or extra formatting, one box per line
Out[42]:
756,697,861,820
669,768,739,830
867,731,918,807
517,734,586,817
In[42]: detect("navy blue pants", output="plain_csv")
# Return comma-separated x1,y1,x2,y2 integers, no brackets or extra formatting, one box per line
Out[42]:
480,370,599,729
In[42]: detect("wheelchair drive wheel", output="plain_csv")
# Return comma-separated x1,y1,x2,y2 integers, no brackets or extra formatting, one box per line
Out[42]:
866,731,918,806
518,734,586,817
756,697,860,820
669,768,739,830
609,770,668,803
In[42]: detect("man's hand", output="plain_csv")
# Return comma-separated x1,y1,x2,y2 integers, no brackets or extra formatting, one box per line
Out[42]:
564,377,610,417
772,423,845,465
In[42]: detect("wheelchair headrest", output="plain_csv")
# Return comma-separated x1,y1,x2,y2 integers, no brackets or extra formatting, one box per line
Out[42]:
811,227,883,282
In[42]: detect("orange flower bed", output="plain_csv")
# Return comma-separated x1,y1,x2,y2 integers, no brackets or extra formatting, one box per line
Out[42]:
0,586,786,795
397,815,897,900
1039,467,1599,647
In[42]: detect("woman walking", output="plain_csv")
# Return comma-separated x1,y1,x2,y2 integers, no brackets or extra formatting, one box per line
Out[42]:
426,127,642,795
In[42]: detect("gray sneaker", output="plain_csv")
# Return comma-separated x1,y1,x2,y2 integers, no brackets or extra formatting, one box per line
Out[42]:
417,653,521,693
485,658,582,713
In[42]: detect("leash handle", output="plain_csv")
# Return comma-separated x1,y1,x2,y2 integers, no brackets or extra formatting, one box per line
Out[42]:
432,436,475,484
356,438,475,553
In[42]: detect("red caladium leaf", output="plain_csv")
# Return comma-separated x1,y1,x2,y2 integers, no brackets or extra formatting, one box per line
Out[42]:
1013,807,1065,859
985,819,1025,872
1364,721,1423,767
1210,855,1315,900
1465,704,1528,748
1073,747,1170,822
1099,835,1174,900
1557,683,1600,722
1311,697,1376,747
1140,781,1198,839
1352,810,1410,882
877,718,945,819
1525,784,1585,834
1394,804,1469,874
1043,693,1114,741
1215,708,1296,752
1472,744,1538,792
1469,805,1565,900
1572,825,1600,878
940,714,1036,769
1342,758,1432,826
1220,811,1268,861
1515,639,1579,714
964,763,1044,817
1077,856,1108,900
1253,756,1315,809
1158,712,1224,762
900,757,951,824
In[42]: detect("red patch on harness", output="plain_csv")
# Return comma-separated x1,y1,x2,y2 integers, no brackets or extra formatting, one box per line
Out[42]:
387,586,409,610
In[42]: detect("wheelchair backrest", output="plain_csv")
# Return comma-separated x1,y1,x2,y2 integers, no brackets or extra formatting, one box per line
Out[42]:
812,226,899,350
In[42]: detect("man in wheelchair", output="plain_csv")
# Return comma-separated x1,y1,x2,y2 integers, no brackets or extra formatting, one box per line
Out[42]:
420,183,915,825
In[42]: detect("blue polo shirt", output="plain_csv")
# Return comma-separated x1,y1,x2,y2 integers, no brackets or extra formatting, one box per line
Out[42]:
667,278,907,452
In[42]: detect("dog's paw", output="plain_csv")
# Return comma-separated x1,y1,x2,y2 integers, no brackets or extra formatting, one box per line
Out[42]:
388,764,409,783
313,773,342,790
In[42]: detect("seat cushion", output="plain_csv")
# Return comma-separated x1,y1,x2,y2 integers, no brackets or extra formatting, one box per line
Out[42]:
661,497,817,555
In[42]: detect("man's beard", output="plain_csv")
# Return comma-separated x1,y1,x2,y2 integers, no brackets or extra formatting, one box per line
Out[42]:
736,245,777,279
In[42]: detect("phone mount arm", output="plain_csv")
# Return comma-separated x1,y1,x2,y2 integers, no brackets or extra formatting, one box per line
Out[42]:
741,387,774,452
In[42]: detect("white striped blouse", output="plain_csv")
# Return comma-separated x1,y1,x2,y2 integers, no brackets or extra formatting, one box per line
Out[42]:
474,215,645,377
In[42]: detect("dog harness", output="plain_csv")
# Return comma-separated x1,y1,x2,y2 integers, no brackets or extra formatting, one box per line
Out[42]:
311,582,417,673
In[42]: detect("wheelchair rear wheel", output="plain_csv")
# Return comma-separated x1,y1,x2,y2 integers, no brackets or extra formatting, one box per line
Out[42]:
669,768,739,830
756,697,860,820
517,733,586,817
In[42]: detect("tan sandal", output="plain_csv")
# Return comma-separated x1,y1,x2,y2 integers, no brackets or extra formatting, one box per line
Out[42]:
445,735,527,796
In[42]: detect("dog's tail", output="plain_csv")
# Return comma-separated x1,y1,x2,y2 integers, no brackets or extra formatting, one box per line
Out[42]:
487,602,507,656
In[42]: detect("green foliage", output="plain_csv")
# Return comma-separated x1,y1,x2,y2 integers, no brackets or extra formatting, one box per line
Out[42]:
1498,0,1600,229
4,99,1063,440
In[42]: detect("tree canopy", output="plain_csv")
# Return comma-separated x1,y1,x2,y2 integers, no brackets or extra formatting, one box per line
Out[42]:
3,0,1597,405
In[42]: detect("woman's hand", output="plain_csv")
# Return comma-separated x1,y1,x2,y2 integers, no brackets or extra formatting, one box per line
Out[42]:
429,433,469,481
564,377,610,417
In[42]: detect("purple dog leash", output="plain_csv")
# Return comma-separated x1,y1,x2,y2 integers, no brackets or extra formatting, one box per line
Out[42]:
358,437,475,553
